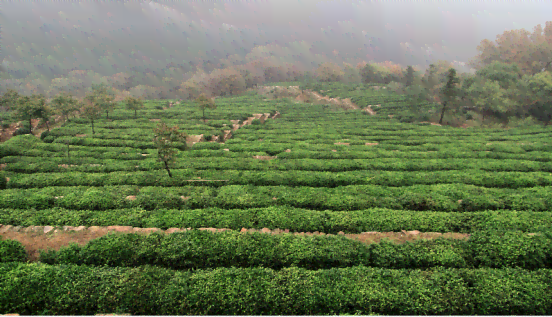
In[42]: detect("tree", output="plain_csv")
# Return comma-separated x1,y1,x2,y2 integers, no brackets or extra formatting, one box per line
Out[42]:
466,79,518,125
339,62,361,84
468,22,552,76
264,66,286,83
404,66,415,87
13,94,49,135
86,83,116,120
475,61,523,90
153,122,187,178
195,93,216,123
123,96,145,119
316,62,345,82
0,89,21,112
438,68,461,125
360,63,387,84
516,71,552,126
81,98,102,135
404,84,431,111
49,92,79,122
34,98,55,132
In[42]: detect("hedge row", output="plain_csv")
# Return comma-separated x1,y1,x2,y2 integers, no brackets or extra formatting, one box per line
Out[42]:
1,207,551,233
4,156,552,173
1,263,551,315
1,184,551,212
5,169,552,189
36,229,552,270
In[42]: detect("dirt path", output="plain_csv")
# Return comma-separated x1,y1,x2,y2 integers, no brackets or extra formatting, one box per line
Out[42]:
255,85,371,113
0,224,472,262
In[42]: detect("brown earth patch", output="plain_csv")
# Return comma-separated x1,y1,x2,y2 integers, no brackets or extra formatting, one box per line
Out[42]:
334,142,350,146
149,119,161,122
253,155,277,160
58,164,78,168
365,143,378,146
363,106,377,115
76,134,87,137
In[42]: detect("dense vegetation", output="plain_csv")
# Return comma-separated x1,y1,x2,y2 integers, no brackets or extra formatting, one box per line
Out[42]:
1,21,552,315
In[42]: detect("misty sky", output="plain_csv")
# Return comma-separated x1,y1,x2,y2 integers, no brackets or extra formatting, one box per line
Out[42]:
2,0,552,81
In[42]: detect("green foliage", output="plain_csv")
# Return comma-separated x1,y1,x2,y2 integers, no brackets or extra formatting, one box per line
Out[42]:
37,228,552,270
404,65,415,87
475,61,523,90
2,263,552,315
49,92,79,121
39,130,51,142
0,172,6,190
123,96,146,119
360,63,390,84
85,83,116,120
0,238,28,262
13,127,31,136
80,100,102,134
195,93,217,123
516,71,552,125
153,122,187,178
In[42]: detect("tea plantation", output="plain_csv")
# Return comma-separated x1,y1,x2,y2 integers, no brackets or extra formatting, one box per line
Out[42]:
1,87,552,315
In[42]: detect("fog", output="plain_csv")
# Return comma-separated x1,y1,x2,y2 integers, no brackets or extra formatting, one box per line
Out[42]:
2,0,551,96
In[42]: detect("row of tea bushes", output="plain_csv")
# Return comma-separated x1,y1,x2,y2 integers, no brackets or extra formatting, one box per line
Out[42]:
1,184,551,212
5,156,552,173
5,169,552,189
1,263,551,315
1,207,551,233
36,229,552,270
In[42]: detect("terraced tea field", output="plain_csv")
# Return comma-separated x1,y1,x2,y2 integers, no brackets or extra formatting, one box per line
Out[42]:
1,87,552,315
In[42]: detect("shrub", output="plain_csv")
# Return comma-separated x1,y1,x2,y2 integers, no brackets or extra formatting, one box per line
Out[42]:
13,127,31,136
0,172,6,189
40,130,50,140
0,238,28,262
154,105,164,110
251,119,262,125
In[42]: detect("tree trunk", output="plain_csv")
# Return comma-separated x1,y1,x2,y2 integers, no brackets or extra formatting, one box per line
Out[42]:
203,108,206,123
106,110,109,120
164,160,172,178
29,118,33,135
91,120,95,134
439,101,447,125
135,109,137,119
46,120,50,132
67,143,70,158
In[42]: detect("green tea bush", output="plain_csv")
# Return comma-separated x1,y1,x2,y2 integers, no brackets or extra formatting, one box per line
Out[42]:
0,238,28,262
40,130,50,140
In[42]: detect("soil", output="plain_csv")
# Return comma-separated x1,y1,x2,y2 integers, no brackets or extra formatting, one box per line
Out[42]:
255,85,364,112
